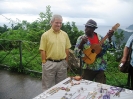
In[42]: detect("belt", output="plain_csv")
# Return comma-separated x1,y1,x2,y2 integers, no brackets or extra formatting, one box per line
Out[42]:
48,59,65,62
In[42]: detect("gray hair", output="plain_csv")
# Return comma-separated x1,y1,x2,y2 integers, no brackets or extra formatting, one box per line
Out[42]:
50,14,63,23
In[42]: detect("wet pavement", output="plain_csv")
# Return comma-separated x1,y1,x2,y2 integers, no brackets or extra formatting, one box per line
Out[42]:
0,69,43,99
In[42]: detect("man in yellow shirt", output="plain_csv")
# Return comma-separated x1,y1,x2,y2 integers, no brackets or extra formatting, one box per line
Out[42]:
39,14,71,91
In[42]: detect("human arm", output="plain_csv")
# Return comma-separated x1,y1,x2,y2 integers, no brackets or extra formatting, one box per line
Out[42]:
74,35,90,58
102,29,115,49
65,33,71,62
121,34,133,63
39,33,47,64
40,50,47,64
78,36,88,50
121,46,129,63
97,32,115,57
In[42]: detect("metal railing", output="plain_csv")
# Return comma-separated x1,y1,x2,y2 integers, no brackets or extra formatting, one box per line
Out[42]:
0,39,129,88
0,39,42,75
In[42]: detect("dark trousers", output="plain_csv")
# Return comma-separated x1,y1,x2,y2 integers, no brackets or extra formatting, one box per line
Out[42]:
83,69,106,84
129,65,133,90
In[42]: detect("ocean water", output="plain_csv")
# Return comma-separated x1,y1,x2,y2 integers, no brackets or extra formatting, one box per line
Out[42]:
77,25,133,37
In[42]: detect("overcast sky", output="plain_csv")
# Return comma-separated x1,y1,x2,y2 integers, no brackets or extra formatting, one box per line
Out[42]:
0,0,133,27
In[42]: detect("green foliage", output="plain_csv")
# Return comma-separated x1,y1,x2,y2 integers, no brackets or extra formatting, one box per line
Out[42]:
37,5,52,31
114,31,125,49
0,5,83,48
111,30,126,62
105,52,128,86
0,24,8,33
0,5,129,88
61,22,84,49
0,40,41,73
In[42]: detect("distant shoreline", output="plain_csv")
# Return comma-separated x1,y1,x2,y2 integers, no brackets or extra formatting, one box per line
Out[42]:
77,25,133,36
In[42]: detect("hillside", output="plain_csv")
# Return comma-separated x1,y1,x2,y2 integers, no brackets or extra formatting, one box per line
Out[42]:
112,28,133,43
126,24,133,30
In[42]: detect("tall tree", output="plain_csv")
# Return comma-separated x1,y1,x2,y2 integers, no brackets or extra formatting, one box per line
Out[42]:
0,24,8,34
37,5,52,31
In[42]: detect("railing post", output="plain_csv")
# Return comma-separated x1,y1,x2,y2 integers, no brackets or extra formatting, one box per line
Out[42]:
18,40,23,72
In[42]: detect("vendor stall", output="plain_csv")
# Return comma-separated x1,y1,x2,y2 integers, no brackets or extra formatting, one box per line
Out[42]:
33,77,133,99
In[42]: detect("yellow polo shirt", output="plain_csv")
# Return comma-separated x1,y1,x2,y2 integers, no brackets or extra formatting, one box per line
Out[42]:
39,28,71,60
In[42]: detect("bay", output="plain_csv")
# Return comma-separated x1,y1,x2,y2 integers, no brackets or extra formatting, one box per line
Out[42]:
77,25,132,37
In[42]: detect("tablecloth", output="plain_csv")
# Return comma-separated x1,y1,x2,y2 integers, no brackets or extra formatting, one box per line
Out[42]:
33,77,133,99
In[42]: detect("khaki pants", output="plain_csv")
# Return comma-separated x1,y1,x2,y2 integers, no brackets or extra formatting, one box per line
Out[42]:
42,60,68,91
83,69,106,84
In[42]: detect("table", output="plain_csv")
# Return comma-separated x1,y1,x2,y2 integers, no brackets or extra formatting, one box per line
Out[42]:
33,77,133,99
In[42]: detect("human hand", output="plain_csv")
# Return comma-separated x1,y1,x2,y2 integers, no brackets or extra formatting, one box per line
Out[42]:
107,30,114,41
42,60,46,64
120,57,126,64
42,61,46,67
108,30,114,37
81,36,88,44
42,60,46,66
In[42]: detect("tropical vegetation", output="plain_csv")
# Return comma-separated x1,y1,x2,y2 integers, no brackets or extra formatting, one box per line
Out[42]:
0,5,129,88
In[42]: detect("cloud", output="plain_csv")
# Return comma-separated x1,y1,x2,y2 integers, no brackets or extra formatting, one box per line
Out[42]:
0,0,133,27
0,1,39,14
